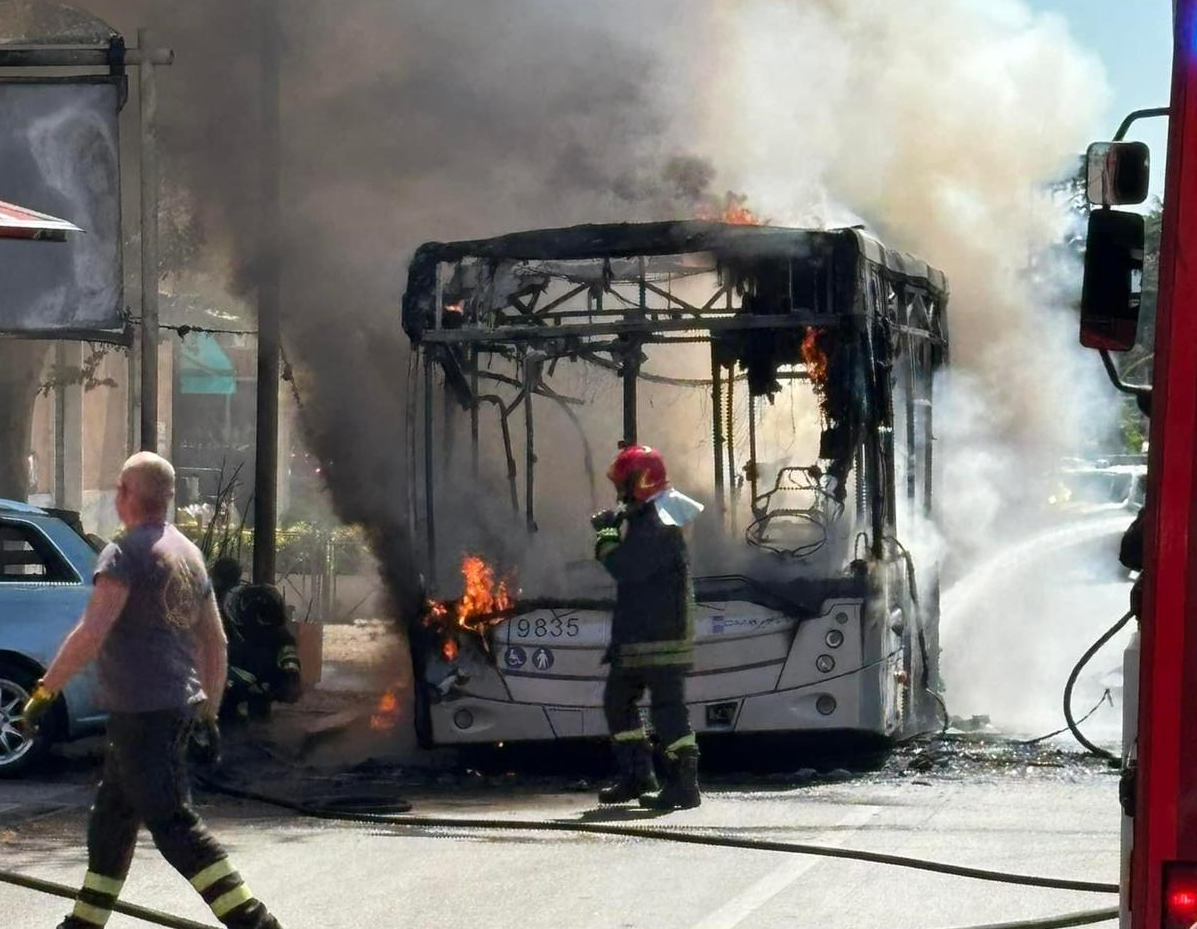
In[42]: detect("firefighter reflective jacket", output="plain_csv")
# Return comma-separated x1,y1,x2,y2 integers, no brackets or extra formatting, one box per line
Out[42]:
596,505,694,668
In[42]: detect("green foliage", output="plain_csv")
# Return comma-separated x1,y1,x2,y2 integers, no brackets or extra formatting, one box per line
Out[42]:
177,518,373,577
1120,398,1147,455
275,521,373,576
1138,197,1164,348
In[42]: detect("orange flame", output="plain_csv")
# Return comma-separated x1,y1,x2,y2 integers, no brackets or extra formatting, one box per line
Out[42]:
698,191,765,226
423,555,517,661
801,328,829,384
802,328,831,417
369,684,403,731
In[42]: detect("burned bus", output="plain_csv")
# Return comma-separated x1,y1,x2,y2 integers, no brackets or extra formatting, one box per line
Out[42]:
400,220,949,746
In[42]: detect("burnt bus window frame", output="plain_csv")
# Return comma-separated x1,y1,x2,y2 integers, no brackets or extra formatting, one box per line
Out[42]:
400,221,950,593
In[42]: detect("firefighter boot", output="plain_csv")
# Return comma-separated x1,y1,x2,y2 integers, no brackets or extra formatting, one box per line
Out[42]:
598,739,659,804
640,745,701,811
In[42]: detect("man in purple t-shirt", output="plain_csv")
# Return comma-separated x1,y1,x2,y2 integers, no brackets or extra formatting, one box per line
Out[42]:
22,452,283,929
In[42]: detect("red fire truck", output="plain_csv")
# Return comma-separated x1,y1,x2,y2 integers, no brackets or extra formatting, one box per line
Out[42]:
1081,2,1197,926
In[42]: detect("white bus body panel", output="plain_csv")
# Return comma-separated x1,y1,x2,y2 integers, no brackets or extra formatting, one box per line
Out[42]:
426,597,901,744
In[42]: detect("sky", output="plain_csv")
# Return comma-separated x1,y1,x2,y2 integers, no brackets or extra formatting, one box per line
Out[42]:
1029,0,1174,198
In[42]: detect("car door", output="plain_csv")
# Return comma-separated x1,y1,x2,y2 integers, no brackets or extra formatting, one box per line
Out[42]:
0,518,97,731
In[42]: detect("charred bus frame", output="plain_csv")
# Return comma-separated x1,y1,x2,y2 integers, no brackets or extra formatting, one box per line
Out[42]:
402,220,950,743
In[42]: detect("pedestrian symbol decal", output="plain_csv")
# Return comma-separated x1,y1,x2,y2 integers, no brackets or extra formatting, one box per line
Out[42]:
532,647,554,670
505,646,527,669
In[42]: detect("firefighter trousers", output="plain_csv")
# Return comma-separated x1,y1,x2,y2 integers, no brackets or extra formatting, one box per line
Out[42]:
603,664,692,750
59,708,278,929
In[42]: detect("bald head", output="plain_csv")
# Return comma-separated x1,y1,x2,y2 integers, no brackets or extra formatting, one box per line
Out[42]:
118,452,175,523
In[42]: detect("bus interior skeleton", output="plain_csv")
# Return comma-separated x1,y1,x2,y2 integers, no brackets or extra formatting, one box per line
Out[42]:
401,221,949,749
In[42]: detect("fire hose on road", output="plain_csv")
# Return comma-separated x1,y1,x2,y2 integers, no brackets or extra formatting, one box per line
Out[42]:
0,867,212,929
0,773,1122,929
196,772,1119,894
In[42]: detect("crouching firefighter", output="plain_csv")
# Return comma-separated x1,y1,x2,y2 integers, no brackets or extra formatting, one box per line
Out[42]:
593,445,705,811
211,558,302,721
21,452,283,929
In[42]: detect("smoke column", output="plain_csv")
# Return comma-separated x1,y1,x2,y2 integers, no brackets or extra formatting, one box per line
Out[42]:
18,0,1123,732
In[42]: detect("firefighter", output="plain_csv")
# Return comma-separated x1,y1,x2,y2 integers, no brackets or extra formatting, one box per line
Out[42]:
21,452,282,929
219,579,302,720
593,445,705,811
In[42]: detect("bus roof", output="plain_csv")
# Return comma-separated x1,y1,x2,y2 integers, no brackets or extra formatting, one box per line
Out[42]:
407,220,948,295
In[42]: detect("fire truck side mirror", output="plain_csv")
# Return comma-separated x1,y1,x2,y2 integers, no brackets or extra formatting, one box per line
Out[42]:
1086,141,1151,206
1080,209,1145,352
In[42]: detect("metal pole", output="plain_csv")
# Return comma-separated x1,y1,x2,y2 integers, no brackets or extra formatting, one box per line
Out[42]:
138,27,158,454
524,351,538,532
747,389,759,505
252,0,281,584
126,339,139,454
622,344,638,445
54,343,65,504
423,353,437,586
710,345,725,524
470,347,480,477
619,268,643,447
923,362,934,520
725,286,736,532
904,334,918,507
726,363,737,535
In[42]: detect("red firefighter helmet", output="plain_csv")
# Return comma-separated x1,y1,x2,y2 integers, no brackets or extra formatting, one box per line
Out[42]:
607,445,669,503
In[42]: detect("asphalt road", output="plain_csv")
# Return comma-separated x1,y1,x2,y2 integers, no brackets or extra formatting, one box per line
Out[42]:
1,746,1121,929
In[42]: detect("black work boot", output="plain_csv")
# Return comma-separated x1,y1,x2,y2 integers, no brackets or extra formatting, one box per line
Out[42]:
598,739,659,804
223,902,283,929
640,745,701,811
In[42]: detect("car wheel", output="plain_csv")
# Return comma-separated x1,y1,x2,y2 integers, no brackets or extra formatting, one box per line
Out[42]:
0,664,52,777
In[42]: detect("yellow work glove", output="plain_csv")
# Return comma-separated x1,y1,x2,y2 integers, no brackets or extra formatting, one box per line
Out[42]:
21,683,56,732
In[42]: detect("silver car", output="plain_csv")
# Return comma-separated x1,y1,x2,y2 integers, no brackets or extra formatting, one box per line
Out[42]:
0,499,106,775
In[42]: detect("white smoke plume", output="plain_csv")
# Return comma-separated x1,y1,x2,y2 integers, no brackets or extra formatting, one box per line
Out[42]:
690,0,1123,731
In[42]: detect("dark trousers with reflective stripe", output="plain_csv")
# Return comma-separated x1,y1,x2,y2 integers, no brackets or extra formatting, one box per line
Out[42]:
603,664,691,748
60,708,276,929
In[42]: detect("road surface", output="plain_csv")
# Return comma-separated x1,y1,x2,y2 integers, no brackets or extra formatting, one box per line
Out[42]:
0,738,1120,929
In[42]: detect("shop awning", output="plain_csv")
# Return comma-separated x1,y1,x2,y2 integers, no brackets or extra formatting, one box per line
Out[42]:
0,198,81,241
179,333,236,395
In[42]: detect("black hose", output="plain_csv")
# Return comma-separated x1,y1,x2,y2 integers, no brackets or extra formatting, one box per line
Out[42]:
0,867,215,929
1064,611,1134,762
926,686,951,735
0,818,1118,929
195,774,1117,895
0,772,1117,929
1020,690,1113,746
887,536,950,736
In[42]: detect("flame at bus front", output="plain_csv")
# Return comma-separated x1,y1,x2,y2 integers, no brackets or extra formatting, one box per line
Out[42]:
423,555,517,661
457,555,515,633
